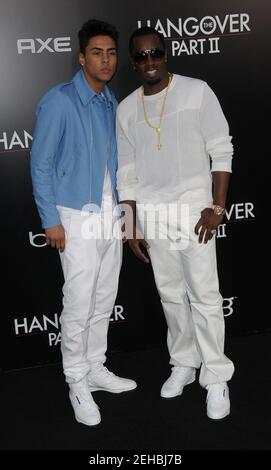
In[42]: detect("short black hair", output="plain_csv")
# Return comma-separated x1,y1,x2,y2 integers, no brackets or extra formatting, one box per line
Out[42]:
129,26,166,56
78,19,119,54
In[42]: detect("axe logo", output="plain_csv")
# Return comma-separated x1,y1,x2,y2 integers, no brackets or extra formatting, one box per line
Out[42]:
17,37,72,54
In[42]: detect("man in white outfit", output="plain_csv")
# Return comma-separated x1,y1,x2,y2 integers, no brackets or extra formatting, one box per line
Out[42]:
30,19,137,427
117,26,234,420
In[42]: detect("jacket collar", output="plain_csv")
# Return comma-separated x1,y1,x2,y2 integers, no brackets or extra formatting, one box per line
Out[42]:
73,69,114,106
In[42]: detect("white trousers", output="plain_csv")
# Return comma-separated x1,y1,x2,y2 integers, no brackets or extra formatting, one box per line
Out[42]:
58,205,122,383
138,190,234,387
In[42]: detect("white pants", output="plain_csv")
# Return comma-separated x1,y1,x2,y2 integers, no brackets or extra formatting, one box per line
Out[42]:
58,205,122,383
138,191,234,387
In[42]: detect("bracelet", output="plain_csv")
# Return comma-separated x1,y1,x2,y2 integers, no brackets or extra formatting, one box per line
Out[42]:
212,204,225,216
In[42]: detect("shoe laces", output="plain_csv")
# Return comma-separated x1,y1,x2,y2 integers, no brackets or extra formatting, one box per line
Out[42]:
93,365,116,379
168,366,189,384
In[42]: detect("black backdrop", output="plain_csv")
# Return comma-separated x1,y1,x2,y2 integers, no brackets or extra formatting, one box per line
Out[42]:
0,0,268,370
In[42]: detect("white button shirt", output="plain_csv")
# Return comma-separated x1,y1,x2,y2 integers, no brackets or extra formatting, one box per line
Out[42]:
116,74,233,204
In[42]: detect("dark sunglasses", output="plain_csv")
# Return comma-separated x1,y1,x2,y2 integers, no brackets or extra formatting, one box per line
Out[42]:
133,48,165,63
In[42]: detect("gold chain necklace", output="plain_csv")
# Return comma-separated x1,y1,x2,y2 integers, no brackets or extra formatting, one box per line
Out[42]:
141,73,173,150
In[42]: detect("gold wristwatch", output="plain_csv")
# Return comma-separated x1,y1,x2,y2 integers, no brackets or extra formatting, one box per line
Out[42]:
212,204,225,216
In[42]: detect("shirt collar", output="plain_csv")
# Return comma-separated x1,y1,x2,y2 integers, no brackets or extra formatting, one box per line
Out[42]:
73,69,114,106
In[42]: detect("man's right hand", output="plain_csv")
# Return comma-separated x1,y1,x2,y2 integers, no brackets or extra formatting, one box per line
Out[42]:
128,236,150,264
45,224,65,252
120,199,150,263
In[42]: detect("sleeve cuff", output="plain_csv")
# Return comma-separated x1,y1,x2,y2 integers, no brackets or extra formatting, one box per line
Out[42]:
211,159,232,173
42,213,62,229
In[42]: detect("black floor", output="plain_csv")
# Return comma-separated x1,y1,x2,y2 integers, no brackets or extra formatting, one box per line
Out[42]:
1,332,271,452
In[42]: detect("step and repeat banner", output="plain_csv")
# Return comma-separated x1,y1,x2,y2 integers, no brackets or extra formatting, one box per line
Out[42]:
0,0,267,370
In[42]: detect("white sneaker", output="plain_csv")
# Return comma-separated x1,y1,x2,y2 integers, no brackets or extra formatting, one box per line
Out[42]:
88,365,137,393
160,366,196,398
206,382,230,420
69,377,101,426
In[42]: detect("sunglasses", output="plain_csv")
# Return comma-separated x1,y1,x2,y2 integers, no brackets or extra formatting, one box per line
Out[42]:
133,48,165,63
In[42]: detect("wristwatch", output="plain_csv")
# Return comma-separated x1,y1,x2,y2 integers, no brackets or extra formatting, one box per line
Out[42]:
212,204,225,216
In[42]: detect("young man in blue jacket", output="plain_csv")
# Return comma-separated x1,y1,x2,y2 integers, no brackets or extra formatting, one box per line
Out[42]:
30,19,136,427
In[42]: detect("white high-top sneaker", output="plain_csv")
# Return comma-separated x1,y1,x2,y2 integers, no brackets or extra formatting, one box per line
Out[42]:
206,382,230,420
160,366,196,398
88,365,137,393
69,377,101,426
